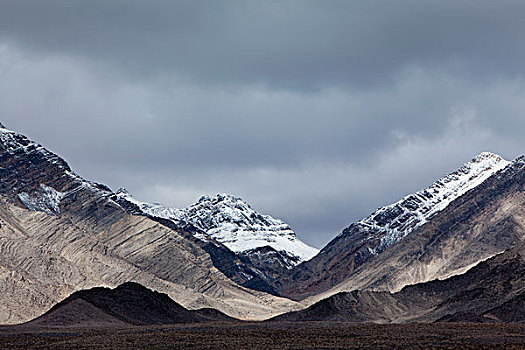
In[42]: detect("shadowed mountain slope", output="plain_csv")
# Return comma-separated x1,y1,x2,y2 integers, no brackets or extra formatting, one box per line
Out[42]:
24,282,235,328
3,120,525,326
276,154,525,300
116,191,318,264
273,236,525,323
114,191,318,294
0,124,300,324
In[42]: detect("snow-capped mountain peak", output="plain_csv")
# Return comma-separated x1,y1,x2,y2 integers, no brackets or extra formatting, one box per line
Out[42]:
0,125,70,173
115,191,319,264
358,151,511,254
0,124,115,203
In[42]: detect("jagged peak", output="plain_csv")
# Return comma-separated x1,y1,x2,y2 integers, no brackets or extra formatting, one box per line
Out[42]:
197,193,248,206
116,190,319,263
355,152,511,254
0,124,74,184
446,152,509,182
116,188,130,196
514,155,525,163
471,151,504,162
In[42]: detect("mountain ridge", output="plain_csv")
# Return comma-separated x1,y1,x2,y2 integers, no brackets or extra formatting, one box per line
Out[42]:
1,121,524,327
273,151,519,300
357,151,510,254
115,190,319,266
0,123,301,324
273,235,525,323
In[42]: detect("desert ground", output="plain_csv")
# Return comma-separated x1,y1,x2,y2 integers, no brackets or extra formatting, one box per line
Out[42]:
2,322,525,349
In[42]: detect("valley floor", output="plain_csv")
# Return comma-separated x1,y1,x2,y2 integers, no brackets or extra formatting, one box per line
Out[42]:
2,322,525,349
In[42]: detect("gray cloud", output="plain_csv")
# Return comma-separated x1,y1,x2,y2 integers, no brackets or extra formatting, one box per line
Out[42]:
2,1,525,90
1,1,525,247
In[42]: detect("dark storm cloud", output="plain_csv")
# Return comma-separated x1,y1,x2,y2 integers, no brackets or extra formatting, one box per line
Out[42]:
1,1,525,247
2,0,525,90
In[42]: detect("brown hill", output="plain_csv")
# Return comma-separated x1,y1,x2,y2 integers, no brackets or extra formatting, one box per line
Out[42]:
272,237,525,323
23,282,235,328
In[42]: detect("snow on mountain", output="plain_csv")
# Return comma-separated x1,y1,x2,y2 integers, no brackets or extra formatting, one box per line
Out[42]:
0,125,69,171
181,194,319,262
358,152,511,254
0,124,318,264
116,191,319,264
0,124,114,200
18,184,65,215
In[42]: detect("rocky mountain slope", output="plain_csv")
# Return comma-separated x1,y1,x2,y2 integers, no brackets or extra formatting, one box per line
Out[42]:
273,236,525,323
276,152,522,300
0,123,301,324
22,282,235,328
114,192,317,294
2,120,524,327
357,152,510,254
21,242,525,327
308,155,525,299
115,191,318,269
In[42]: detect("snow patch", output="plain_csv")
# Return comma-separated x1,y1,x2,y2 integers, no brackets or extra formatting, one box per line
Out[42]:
18,184,65,215
358,152,511,254
116,191,319,264
0,126,69,171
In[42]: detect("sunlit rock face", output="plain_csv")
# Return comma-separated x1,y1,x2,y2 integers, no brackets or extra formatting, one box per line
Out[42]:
115,190,318,266
0,124,300,324
275,153,523,301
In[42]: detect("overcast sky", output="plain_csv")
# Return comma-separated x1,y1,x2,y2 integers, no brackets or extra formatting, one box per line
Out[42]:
1,1,525,248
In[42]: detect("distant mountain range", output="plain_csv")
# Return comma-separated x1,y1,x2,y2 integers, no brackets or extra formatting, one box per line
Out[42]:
0,122,300,324
1,121,524,326
115,190,318,267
